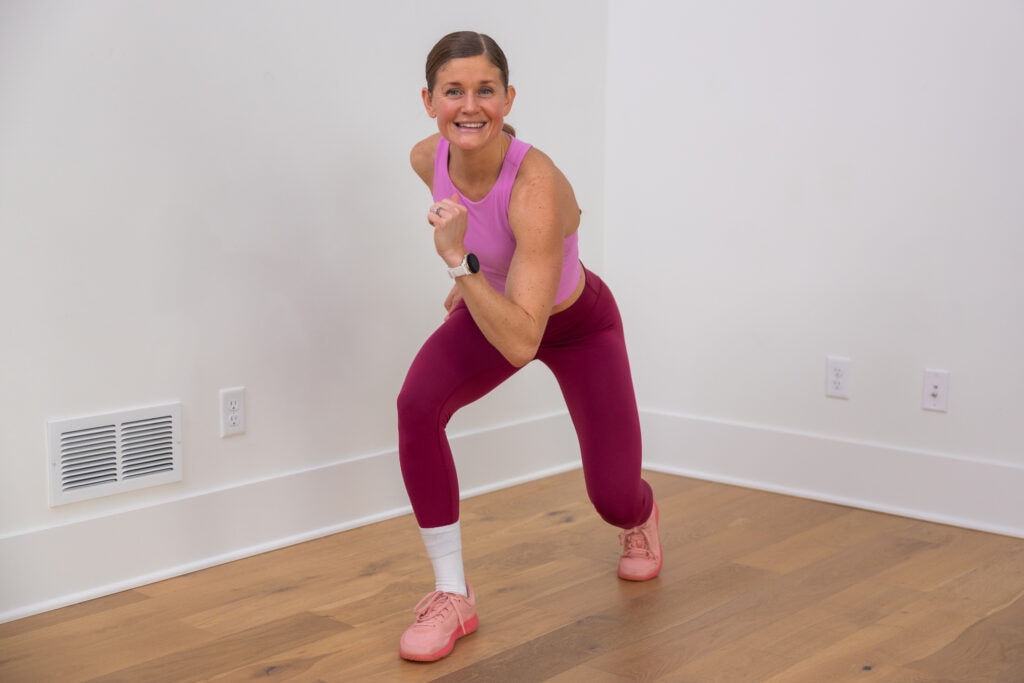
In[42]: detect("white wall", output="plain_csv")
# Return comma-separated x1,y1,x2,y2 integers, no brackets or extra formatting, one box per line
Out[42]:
0,0,605,621
606,1,1024,533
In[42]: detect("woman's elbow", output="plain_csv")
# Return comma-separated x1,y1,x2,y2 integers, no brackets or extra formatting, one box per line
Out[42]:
501,339,541,368
491,318,545,368
503,349,536,369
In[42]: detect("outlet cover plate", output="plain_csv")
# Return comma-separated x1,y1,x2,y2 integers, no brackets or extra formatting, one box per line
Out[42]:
922,369,949,412
220,386,246,437
826,356,851,399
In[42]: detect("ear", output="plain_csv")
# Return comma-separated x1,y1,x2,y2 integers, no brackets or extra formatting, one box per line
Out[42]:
503,84,516,116
422,87,436,118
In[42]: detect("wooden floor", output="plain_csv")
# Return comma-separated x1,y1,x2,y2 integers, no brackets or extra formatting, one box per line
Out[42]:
2,470,1024,682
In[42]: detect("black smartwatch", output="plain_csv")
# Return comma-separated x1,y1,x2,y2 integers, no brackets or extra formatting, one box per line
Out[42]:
447,253,480,279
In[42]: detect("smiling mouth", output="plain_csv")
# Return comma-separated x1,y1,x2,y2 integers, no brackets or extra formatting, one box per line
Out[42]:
456,122,485,129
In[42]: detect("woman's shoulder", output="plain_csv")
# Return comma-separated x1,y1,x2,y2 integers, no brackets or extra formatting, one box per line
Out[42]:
410,133,442,187
516,144,572,195
512,143,581,227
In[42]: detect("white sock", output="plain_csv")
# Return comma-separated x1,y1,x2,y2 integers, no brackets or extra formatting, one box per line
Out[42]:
419,521,467,596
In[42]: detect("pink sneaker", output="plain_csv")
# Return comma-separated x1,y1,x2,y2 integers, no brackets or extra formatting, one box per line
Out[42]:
399,581,479,662
618,503,662,581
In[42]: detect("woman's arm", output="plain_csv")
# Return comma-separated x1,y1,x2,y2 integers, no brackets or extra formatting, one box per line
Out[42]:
411,138,578,367
434,150,576,367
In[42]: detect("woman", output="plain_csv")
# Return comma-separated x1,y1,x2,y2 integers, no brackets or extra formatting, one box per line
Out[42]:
397,31,661,662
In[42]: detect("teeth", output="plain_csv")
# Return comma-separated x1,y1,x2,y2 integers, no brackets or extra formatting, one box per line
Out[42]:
458,122,485,129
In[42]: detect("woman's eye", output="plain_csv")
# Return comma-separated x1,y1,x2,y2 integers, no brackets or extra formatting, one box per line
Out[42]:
444,88,462,97
479,88,494,96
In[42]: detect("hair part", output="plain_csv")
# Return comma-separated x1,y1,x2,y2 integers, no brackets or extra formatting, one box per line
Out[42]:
425,31,516,136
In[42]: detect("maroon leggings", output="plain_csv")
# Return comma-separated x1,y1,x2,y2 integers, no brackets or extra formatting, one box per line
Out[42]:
397,268,653,530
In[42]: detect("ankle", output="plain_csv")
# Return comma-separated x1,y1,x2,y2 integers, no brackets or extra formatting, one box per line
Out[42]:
435,580,467,596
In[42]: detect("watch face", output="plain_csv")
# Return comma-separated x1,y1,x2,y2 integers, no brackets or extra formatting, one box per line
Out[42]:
467,253,480,274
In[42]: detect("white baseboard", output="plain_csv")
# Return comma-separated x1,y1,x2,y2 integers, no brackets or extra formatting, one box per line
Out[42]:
641,410,1024,539
0,413,579,623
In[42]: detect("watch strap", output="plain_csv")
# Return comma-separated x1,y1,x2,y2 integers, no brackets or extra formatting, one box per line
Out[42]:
447,253,479,279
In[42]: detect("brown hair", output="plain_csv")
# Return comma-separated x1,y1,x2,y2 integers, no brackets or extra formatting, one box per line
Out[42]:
425,31,516,136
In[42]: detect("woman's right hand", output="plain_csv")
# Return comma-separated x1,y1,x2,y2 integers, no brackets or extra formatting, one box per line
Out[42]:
428,193,469,267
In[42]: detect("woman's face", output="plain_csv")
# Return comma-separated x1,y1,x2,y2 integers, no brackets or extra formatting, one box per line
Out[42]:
423,55,515,152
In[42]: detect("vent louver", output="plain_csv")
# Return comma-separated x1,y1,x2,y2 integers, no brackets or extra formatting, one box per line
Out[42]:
47,403,182,506
58,424,118,491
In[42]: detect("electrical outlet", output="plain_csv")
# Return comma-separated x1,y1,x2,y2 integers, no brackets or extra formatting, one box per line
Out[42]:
220,386,246,437
922,369,949,412
826,356,851,399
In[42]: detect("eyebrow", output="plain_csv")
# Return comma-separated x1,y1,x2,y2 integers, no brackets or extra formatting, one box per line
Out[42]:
440,79,499,88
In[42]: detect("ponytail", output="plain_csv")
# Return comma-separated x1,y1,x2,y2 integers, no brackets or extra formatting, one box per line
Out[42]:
502,122,516,137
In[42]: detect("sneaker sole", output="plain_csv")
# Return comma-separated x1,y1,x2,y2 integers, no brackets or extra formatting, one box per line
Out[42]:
399,614,479,662
618,554,663,581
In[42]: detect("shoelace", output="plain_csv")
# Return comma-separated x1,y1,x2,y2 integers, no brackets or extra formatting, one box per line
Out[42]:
411,591,468,632
619,526,655,559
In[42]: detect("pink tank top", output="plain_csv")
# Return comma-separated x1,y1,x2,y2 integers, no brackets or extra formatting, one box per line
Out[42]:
433,135,581,305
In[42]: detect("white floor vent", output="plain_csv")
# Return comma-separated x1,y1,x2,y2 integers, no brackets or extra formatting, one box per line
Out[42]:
47,402,183,506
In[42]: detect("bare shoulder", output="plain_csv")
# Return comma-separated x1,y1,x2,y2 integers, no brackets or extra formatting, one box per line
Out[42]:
513,145,581,233
517,147,575,199
518,146,561,183
410,133,441,188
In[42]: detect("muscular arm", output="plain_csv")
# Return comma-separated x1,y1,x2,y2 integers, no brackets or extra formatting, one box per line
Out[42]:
452,169,564,366
411,136,578,367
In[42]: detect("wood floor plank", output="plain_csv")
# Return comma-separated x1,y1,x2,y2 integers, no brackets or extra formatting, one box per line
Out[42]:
206,613,445,683
904,590,1024,683
763,621,912,682
925,543,1024,618
542,664,635,682
0,598,213,681
0,590,150,640
578,563,784,680
873,523,1021,593
85,612,348,683
665,579,925,680
2,470,1022,682
764,596,986,682
657,491,852,587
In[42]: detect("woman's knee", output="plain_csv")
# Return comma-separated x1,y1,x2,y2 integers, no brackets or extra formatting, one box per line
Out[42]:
587,479,652,529
397,383,436,431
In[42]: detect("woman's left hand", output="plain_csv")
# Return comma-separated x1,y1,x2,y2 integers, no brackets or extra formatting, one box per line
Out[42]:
443,285,463,317
428,193,469,266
